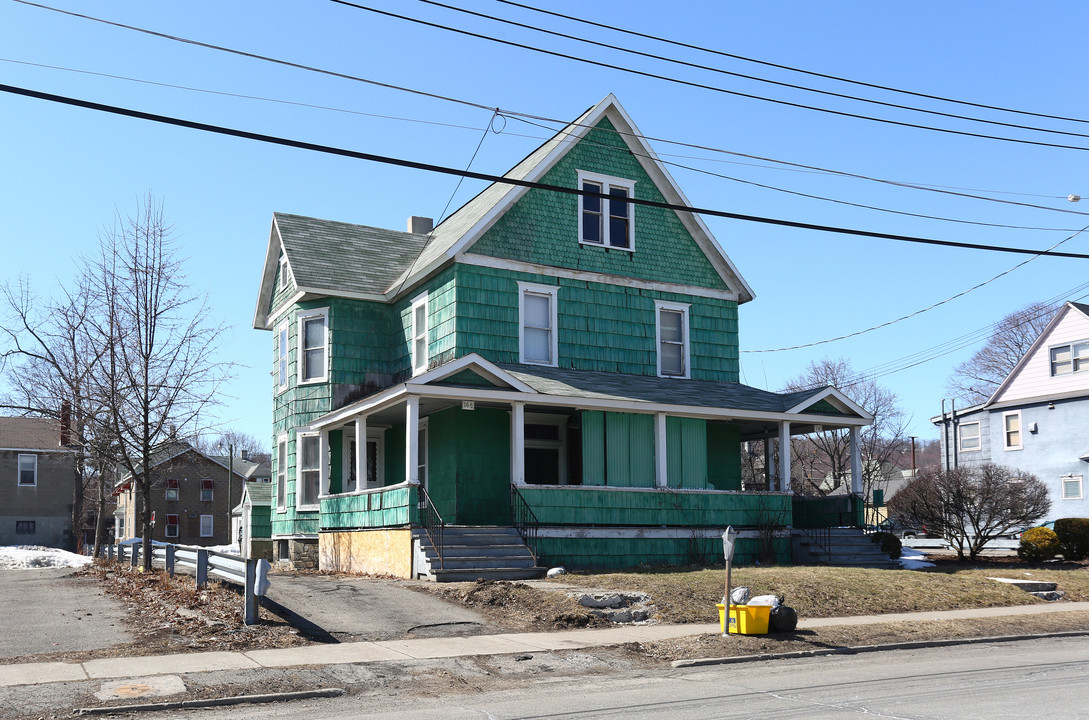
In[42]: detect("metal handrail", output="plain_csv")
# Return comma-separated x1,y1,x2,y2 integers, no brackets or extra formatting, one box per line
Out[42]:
510,484,541,565
417,484,446,569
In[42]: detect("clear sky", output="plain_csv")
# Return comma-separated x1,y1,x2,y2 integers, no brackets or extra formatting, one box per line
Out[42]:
3,0,1089,449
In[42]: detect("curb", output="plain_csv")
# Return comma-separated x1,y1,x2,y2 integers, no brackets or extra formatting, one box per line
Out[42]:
73,687,345,715
671,629,1089,668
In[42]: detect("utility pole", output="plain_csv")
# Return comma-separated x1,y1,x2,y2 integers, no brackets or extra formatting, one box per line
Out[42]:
220,441,233,545
909,436,918,478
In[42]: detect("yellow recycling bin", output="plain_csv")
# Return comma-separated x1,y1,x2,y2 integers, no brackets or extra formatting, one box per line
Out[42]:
716,603,771,635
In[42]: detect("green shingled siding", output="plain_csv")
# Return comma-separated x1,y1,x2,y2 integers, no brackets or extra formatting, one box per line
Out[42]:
248,505,272,539
428,407,511,524
535,536,786,570
320,486,418,530
453,265,739,381
518,486,790,527
580,411,655,488
802,399,854,416
467,117,729,292
329,298,399,381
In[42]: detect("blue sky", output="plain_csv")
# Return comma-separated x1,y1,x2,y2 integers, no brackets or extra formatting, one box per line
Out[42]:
3,0,1089,447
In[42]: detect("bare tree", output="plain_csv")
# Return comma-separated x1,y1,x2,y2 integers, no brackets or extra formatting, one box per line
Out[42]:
783,358,908,503
90,195,231,571
888,464,1050,560
946,301,1056,404
191,430,271,465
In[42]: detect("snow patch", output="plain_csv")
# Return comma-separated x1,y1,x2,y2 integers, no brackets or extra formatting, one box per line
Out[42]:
899,546,935,570
0,545,93,570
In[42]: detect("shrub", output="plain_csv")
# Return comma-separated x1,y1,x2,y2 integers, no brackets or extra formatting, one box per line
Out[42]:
1018,526,1060,562
1054,518,1089,561
870,531,902,560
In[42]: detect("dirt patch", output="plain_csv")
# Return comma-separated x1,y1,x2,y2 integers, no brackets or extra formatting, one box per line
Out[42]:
0,561,314,666
417,580,612,632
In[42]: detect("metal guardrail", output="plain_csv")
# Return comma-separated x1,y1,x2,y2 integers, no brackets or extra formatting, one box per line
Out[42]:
115,542,271,625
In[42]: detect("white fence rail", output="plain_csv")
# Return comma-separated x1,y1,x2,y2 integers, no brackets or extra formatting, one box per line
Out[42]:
115,542,271,625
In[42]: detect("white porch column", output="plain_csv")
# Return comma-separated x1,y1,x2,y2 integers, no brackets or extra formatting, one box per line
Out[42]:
511,401,525,485
406,396,419,485
763,434,774,491
319,429,330,497
850,425,863,495
655,413,668,488
355,415,367,489
778,421,791,493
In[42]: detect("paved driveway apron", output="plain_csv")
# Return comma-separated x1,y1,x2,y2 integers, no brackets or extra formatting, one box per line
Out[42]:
0,567,133,659
263,574,491,641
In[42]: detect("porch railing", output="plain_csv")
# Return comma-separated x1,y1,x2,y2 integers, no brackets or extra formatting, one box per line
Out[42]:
417,484,446,569
510,484,541,565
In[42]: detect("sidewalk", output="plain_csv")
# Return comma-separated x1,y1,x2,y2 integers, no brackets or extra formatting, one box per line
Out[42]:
4,601,1089,689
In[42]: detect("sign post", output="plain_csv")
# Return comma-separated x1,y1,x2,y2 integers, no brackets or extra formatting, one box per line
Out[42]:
722,526,737,636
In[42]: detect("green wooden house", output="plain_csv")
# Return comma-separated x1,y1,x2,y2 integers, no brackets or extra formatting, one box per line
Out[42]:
253,95,871,579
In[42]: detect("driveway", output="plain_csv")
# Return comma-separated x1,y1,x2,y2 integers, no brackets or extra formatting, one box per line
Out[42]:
0,567,133,660
263,573,492,642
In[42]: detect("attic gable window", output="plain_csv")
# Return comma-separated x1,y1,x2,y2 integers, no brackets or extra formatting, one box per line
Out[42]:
1050,341,1089,376
578,171,634,251
278,253,291,290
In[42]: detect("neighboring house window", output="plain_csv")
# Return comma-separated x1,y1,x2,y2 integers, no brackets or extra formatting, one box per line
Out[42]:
1050,341,1089,376
298,433,320,509
1003,411,1022,451
578,171,634,250
17,454,36,486
15,520,35,535
958,422,981,452
165,514,179,538
655,301,690,378
200,515,214,538
1062,474,1084,500
165,478,179,501
277,322,289,392
297,308,329,384
116,516,125,539
276,435,287,512
411,294,429,375
518,282,559,366
200,479,214,502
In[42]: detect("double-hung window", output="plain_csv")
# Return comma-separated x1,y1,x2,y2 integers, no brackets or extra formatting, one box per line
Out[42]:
1050,341,1089,376
200,479,214,502
276,321,289,392
276,435,287,512
165,478,179,501
165,514,179,538
518,282,559,366
655,301,690,378
1003,411,1022,450
298,433,321,509
17,454,36,486
578,171,634,250
958,422,981,452
200,515,214,538
411,294,429,375
297,308,328,384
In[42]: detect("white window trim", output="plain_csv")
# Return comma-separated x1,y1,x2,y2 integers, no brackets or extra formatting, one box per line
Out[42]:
278,254,291,291
411,293,429,376
1062,474,1083,500
1049,339,1089,377
276,321,289,393
341,429,386,494
276,433,288,513
518,281,559,367
958,421,982,452
577,170,636,252
1002,410,1023,451
655,300,691,379
165,516,179,538
199,514,214,538
165,478,179,502
417,418,429,498
297,307,330,385
17,453,37,487
200,478,214,502
296,431,321,512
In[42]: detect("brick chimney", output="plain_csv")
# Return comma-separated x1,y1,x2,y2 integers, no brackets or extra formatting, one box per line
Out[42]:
408,216,433,234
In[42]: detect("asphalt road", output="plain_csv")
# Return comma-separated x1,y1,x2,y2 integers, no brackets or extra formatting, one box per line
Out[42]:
0,567,132,659
142,635,1089,719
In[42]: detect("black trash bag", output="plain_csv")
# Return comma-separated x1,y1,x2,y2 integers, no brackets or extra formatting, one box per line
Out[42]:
768,605,798,633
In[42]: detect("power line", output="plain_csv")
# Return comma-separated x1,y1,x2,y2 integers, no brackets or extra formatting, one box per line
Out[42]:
5,82,1089,261
493,0,1089,129
415,0,1089,142
329,0,1089,152
17,1,1086,217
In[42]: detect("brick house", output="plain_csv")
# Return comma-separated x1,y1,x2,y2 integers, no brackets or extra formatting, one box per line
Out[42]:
253,95,872,577
114,440,247,546
0,417,75,548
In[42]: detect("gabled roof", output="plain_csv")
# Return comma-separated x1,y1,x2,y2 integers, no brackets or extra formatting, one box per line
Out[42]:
984,301,1089,408
0,417,63,451
253,94,754,329
118,440,251,483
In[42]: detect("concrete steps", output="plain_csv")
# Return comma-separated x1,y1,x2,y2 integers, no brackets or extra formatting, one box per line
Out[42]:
413,526,546,582
792,528,900,569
